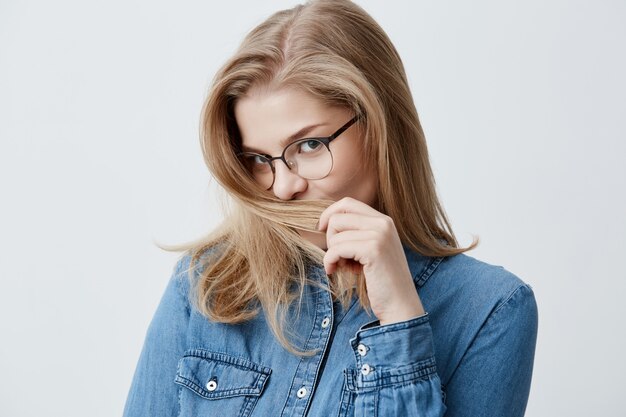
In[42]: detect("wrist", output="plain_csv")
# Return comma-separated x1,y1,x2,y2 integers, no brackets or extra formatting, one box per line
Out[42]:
378,296,425,326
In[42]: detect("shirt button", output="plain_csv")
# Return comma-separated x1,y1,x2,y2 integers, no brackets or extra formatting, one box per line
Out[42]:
357,343,368,356
321,317,330,328
361,363,371,376
297,386,308,398
206,379,218,391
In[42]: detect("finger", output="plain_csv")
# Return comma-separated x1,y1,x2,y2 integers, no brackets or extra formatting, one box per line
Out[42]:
325,213,389,244
318,196,381,231
323,240,373,275
326,229,378,249
326,212,374,233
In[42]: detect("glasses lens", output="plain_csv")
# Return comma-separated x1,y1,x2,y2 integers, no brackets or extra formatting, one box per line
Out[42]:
240,153,274,189
284,139,333,180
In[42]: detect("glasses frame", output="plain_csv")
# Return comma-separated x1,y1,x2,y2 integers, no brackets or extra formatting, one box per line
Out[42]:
238,115,360,190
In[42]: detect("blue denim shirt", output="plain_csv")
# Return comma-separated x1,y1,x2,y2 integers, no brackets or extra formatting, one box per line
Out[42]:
124,247,538,417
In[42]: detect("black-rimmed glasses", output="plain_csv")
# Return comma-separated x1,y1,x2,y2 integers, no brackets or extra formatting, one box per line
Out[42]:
238,116,359,190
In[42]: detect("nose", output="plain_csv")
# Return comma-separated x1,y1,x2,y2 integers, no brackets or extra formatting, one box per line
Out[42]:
271,159,308,200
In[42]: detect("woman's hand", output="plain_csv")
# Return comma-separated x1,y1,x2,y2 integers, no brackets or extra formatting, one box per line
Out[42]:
317,197,425,325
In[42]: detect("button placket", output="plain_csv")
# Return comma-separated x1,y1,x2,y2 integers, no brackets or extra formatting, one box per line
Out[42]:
279,269,334,416
296,386,308,398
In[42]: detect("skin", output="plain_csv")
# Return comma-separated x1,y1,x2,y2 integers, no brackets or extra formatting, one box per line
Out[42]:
234,87,425,325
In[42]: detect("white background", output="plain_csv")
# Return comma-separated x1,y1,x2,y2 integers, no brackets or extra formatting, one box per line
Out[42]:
1,1,625,416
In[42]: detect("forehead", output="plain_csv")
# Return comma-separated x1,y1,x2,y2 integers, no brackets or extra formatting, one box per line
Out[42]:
234,87,344,153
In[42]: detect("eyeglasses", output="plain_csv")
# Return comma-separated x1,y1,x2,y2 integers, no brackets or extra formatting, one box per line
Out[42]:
238,116,359,190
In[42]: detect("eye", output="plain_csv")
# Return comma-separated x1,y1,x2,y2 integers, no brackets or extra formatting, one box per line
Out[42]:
241,153,271,172
251,154,268,165
298,140,323,153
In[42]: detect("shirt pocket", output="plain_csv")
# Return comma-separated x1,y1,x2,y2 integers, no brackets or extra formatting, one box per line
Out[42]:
174,349,272,417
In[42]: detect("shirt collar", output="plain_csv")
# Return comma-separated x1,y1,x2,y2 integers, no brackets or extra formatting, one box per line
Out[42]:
402,244,444,288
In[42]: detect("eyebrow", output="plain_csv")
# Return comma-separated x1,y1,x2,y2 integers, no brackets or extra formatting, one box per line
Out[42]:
241,123,328,154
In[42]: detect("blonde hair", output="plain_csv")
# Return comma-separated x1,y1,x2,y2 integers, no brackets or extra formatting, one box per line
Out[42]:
161,0,478,355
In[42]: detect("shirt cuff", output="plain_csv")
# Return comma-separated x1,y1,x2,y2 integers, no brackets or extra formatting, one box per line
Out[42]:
349,313,435,371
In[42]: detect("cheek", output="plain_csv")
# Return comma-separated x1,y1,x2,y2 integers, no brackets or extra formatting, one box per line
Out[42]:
352,169,378,206
318,153,378,205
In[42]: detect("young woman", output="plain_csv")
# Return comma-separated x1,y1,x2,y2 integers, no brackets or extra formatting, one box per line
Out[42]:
123,1,538,416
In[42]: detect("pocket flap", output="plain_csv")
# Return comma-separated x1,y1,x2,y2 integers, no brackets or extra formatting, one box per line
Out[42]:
175,349,272,400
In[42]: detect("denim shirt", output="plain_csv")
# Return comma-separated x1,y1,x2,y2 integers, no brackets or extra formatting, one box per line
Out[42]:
123,247,538,417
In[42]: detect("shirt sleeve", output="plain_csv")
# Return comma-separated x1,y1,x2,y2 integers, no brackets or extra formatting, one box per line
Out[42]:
123,255,193,417
443,284,538,417
348,313,447,416
347,284,538,417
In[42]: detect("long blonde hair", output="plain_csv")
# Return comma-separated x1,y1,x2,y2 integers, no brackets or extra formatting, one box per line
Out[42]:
161,0,478,355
